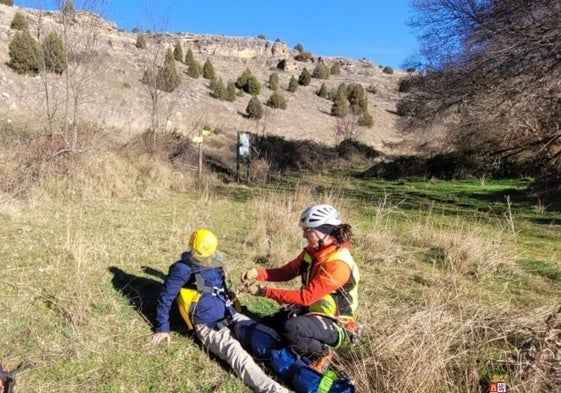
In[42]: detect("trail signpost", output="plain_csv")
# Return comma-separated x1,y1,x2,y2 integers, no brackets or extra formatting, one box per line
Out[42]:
192,128,212,181
237,132,251,182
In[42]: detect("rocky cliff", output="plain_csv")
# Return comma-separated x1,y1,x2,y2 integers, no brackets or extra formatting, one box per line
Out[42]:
0,4,422,157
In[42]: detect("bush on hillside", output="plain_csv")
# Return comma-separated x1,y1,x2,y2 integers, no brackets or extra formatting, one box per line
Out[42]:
42,31,67,74
288,76,298,92
358,111,374,128
8,30,42,75
10,12,27,30
295,51,313,62
210,77,226,99
313,62,330,79
141,67,156,87
236,68,260,95
383,66,394,74
331,88,349,117
298,67,311,86
187,60,202,78
360,155,427,180
268,72,279,90
185,48,195,65
425,151,490,179
246,96,263,119
173,42,183,62
266,91,287,109
62,0,75,21
128,129,199,170
235,68,252,89
347,83,368,113
225,81,236,102
251,135,377,173
156,48,181,92
330,62,342,75
359,150,539,180
399,78,412,93
185,49,202,78
317,82,329,98
203,58,215,79
245,75,260,95
0,0,14,5
335,139,380,160
253,135,336,172
334,83,348,100
135,34,146,49
142,50,181,92
210,77,236,102
396,99,415,117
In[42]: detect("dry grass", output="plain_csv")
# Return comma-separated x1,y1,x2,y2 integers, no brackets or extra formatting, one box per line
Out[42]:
1,129,560,392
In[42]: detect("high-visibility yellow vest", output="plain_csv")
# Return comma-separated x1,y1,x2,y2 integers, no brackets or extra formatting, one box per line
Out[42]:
303,247,360,319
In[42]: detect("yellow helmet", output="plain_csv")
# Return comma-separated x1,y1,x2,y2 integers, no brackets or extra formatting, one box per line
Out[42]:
189,229,218,258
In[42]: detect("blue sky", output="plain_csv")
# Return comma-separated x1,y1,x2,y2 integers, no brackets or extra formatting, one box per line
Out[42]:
15,0,419,69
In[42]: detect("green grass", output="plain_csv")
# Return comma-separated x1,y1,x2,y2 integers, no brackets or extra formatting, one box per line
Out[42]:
518,259,561,283
287,173,561,266
2,169,561,392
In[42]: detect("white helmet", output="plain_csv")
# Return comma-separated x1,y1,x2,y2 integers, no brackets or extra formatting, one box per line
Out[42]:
299,204,342,228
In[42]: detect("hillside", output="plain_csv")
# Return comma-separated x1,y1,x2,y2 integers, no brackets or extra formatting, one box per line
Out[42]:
0,4,425,161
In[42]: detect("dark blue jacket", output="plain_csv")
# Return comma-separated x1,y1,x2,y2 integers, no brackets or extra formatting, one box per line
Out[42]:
154,251,235,332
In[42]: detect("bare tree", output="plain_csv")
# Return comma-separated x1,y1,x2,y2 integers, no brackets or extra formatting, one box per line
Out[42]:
254,106,271,138
55,0,109,151
137,0,186,150
403,0,561,169
333,108,365,144
39,30,65,136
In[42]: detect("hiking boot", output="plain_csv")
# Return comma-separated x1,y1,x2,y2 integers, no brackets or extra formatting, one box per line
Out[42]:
309,347,333,374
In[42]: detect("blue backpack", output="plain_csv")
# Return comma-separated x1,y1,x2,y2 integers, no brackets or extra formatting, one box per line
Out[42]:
270,347,355,393
235,321,282,360
236,322,355,393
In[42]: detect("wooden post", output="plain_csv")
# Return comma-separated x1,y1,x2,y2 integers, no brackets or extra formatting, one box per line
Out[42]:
198,129,203,182
191,129,212,184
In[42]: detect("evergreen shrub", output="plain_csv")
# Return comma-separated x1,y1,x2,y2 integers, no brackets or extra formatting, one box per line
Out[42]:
10,12,27,30
246,96,263,119
8,30,42,75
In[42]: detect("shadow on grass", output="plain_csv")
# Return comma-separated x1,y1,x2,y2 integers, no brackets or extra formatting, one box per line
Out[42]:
108,266,187,335
107,266,263,375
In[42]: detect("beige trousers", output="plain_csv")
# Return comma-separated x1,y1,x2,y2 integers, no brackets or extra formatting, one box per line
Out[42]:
196,313,290,393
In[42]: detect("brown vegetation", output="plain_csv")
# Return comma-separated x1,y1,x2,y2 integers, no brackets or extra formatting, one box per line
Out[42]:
402,0,561,179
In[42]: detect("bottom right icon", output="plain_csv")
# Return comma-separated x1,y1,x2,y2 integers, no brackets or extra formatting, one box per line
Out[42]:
489,375,507,393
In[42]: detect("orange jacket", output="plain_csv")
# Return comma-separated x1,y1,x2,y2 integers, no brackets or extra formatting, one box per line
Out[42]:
257,243,353,308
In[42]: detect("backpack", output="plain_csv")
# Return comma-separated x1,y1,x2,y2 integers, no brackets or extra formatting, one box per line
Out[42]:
270,347,355,393
235,321,282,361
176,287,202,330
235,322,355,393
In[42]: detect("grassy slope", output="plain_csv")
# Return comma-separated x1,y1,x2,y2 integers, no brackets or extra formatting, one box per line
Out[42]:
1,167,561,392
